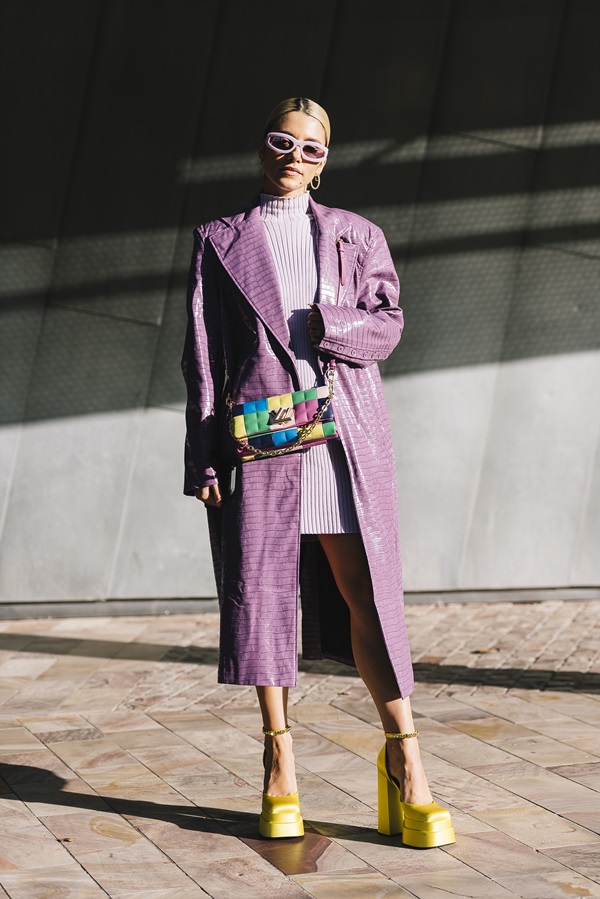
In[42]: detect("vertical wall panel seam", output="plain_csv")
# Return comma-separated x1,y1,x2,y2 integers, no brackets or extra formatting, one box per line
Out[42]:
553,2,600,586
106,407,146,598
316,0,342,105
0,428,22,551
458,0,570,589
570,385,600,585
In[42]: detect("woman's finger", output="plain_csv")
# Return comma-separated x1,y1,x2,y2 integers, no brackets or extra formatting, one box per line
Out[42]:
195,485,222,507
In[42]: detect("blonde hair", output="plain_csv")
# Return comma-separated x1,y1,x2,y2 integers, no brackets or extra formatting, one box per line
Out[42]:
264,97,331,146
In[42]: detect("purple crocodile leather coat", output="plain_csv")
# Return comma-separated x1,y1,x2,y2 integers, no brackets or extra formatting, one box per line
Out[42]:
182,193,414,696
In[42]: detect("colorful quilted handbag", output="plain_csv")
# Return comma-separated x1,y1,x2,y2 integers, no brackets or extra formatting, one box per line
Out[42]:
227,362,339,462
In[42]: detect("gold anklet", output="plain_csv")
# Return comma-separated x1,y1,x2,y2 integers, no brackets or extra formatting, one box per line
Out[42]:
262,725,291,737
384,730,419,740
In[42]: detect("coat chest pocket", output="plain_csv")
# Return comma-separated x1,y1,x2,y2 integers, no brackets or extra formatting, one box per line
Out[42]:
336,238,359,304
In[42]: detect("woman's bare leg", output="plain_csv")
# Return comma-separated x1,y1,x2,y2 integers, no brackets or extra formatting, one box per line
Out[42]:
318,533,433,805
256,685,298,797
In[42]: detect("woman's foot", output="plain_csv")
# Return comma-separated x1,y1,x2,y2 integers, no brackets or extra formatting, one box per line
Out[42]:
385,735,434,805
263,730,298,796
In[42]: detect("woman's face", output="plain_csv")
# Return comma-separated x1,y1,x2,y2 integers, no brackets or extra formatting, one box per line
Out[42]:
259,111,328,198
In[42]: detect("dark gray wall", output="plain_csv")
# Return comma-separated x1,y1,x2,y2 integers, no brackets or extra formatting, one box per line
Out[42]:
1,1,599,601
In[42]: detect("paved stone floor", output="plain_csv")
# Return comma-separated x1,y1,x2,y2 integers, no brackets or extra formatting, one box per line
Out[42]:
0,599,599,898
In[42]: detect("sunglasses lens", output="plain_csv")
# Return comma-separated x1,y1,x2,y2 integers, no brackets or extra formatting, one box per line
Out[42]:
268,134,294,152
303,143,326,160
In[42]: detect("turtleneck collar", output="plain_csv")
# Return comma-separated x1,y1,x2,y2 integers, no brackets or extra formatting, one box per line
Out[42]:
259,191,311,219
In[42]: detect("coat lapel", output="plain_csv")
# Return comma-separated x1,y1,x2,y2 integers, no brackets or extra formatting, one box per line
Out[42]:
208,200,294,365
208,195,361,369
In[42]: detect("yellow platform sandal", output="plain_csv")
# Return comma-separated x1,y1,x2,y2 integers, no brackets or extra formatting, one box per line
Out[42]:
259,725,304,839
377,730,455,849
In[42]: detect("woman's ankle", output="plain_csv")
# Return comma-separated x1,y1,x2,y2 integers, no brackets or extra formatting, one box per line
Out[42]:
263,732,297,795
385,739,432,804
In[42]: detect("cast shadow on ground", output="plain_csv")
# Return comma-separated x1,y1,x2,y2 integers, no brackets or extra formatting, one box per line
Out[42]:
0,764,391,873
0,631,598,693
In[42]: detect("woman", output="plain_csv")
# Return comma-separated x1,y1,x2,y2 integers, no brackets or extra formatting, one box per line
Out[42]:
182,97,455,848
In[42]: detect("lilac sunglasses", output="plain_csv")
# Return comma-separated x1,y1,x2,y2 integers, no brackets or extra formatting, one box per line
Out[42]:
265,132,329,162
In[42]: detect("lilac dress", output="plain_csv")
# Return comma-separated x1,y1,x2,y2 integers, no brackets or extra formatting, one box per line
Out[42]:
259,191,358,534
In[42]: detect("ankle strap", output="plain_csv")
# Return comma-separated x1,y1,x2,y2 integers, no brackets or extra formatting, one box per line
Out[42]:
384,730,419,740
262,725,291,737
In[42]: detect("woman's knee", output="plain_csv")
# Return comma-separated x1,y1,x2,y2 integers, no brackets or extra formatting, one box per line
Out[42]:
317,533,375,613
343,575,376,617
332,563,376,616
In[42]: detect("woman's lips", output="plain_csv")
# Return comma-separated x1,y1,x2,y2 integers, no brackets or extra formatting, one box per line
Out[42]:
281,166,302,175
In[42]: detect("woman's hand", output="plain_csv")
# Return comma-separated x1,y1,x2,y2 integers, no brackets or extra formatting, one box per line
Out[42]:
308,305,325,344
195,484,222,507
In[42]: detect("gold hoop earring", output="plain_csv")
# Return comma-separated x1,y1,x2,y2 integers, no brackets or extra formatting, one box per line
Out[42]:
310,173,321,190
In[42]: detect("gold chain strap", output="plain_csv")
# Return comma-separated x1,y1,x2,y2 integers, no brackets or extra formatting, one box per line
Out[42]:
227,365,336,460
262,725,291,736
384,730,420,740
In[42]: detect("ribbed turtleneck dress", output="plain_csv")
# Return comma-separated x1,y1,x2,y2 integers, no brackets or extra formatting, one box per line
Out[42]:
259,191,359,534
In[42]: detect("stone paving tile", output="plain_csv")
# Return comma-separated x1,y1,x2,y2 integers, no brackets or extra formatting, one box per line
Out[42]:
183,857,313,898
0,601,599,897
84,710,165,733
106,793,214,827
0,817,73,871
548,761,600,790
332,831,465,879
240,828,372,876
443,829,566,878
48,737,144,774
560,809,600,835
80,859,199,894
12,778,112,818
0,795,40,827
393,868,516,898
499,870,600,898
292,871,413,897
124,742,218,781
112,890,210,899
542,843,600,884
413,717,519,769
0,726,45,752
511,691,600,726
469,759,600,814
441,803,497,835
449,715,599,767
0,866,107,898
0,748,77,783
472,804,600,848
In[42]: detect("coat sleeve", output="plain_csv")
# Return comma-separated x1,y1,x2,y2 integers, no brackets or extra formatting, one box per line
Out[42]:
181,228,225,495
315,225,403,367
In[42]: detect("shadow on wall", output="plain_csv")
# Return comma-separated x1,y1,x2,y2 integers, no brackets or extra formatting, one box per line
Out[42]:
1,0,599,427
